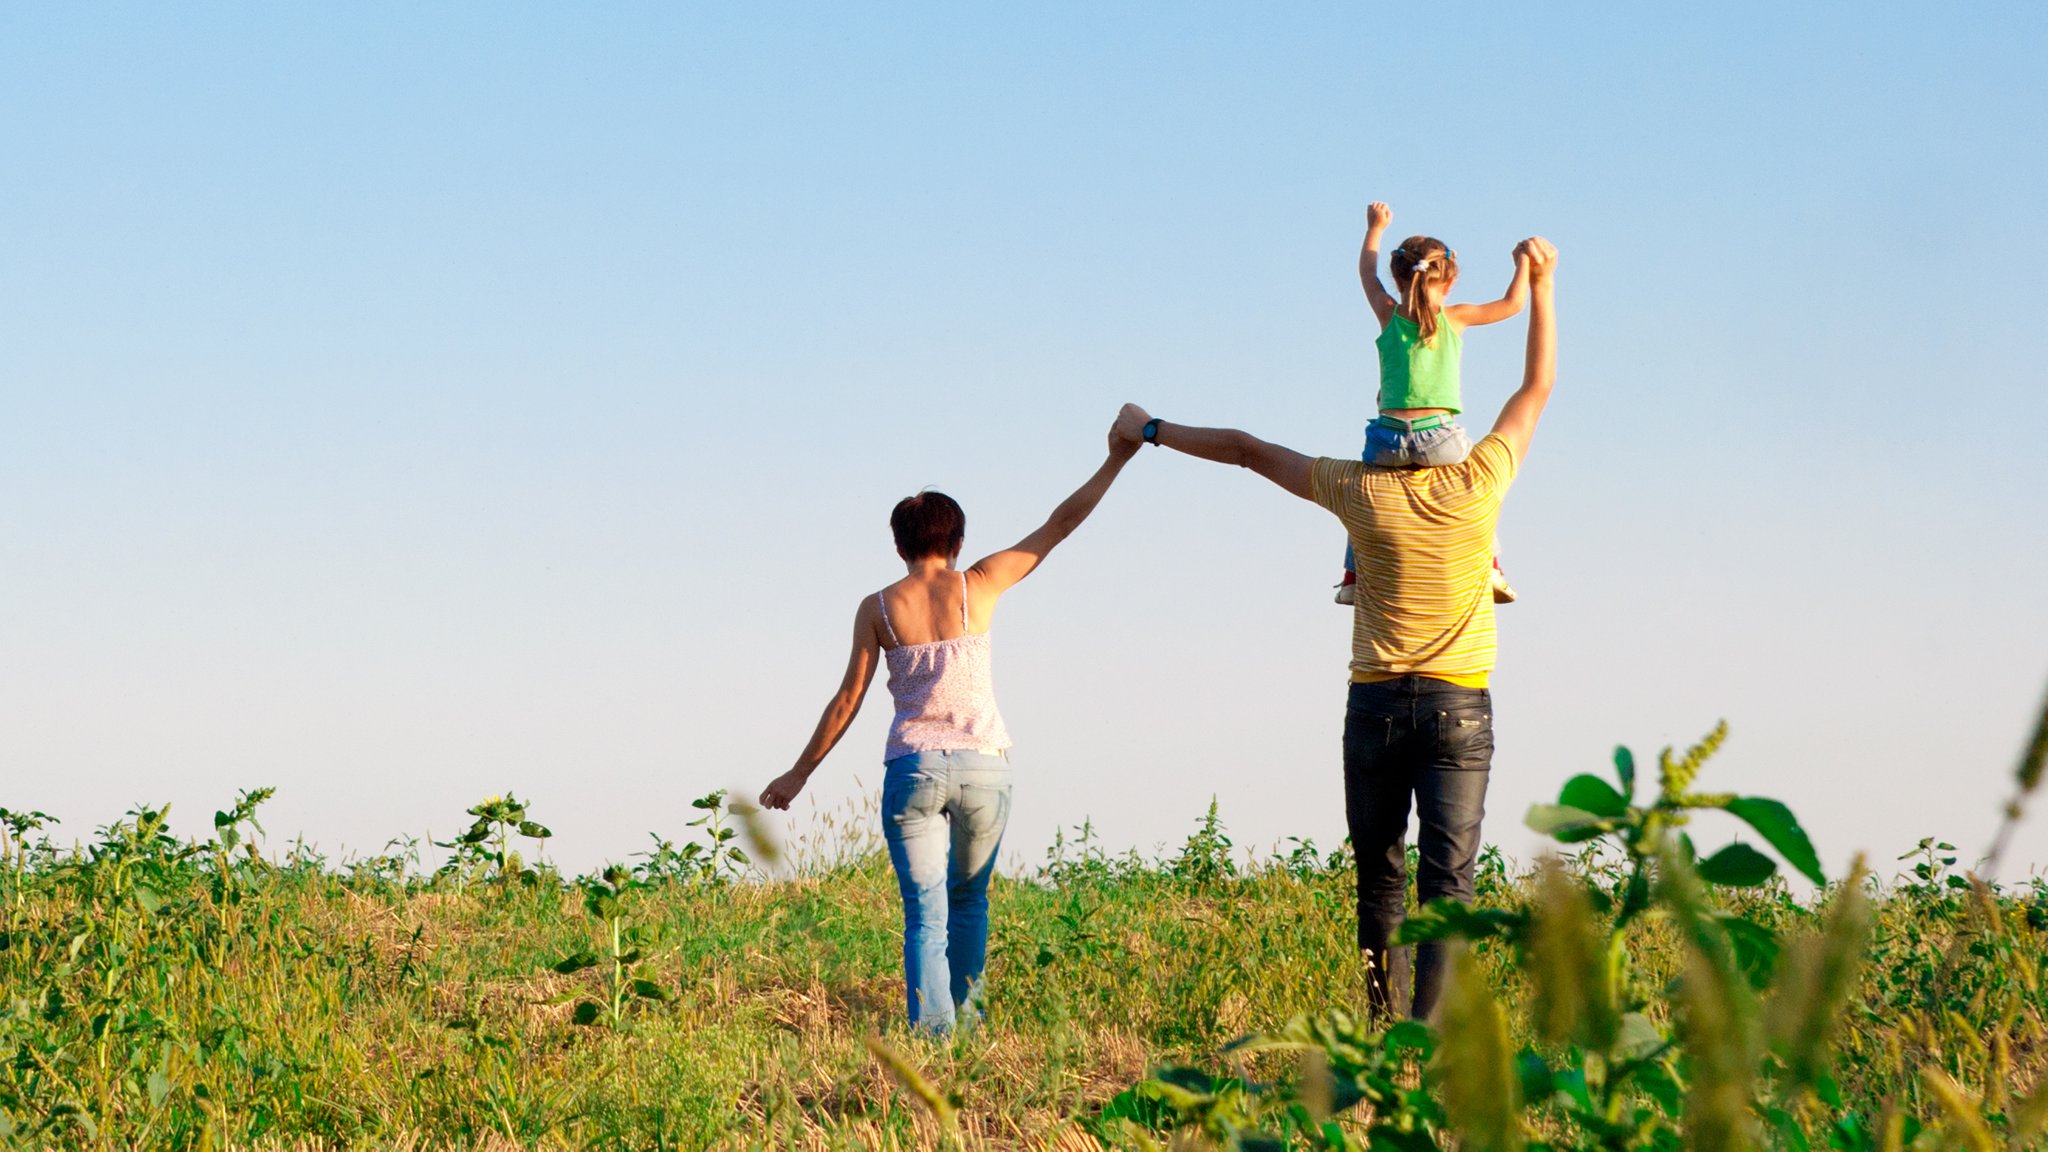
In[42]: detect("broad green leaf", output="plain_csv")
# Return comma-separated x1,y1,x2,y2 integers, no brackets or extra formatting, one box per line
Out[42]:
1614,1012,1666,1061
1394,897,1526,945
147,1069,170,1109
1551,1066,1593,1113
1559,774,1628,817
517,821,551,839
552,951,599,975
1514,1050,1554,1104
1697,843,1778,887
1634,1059,1682,1115
1726,796,1825,885
1382,1020,1436,1057
1524,804,1609,844
630,978,670,1001
1614,745,1636,799
571,1001,601,1026
1720,914,1782,990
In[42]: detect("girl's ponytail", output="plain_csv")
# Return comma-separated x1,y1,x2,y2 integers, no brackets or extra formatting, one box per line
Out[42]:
1389,235,1459,346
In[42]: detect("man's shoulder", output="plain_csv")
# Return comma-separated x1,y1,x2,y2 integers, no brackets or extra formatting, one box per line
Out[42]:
1441,434,1518,491
1309,456,1368,511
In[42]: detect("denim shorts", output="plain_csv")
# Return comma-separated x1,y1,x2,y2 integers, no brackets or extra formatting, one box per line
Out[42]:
1363,419,1472,468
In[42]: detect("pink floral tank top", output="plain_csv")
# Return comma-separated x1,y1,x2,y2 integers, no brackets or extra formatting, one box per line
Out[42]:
878,572,1012,763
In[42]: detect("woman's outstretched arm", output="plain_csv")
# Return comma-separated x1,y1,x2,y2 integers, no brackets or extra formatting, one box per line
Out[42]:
968,423,1142,596
760,597,884,809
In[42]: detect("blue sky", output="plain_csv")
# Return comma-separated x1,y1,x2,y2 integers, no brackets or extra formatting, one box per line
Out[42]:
4,2,2045,882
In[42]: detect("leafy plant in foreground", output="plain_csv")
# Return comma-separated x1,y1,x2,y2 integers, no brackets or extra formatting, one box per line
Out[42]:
551,864,672,1029
1085,722,1906,1151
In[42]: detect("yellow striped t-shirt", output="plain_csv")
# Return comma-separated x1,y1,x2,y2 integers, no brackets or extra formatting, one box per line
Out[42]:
1310,435,1519,687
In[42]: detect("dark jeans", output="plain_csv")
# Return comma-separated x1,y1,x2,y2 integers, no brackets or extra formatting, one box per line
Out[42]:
1343,676,1493,1019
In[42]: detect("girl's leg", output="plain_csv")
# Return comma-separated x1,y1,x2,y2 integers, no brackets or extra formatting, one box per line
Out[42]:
1338,430,1400,603
1411,424,1473,467
942,751,1012,1022
882,753,957,1031
1491,531,1517,603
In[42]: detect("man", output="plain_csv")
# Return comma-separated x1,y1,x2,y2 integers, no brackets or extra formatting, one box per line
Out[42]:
1113,237,1557,1018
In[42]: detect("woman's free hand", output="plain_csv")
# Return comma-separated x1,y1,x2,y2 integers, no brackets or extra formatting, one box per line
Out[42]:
760,768,809,811
1366,201,1392,232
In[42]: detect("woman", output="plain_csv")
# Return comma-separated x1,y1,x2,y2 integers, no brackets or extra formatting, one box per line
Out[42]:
760,423,1139,1032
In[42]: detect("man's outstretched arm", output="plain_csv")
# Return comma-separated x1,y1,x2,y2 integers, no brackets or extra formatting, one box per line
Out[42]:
1485,237,1559,462
1112,404,1315,501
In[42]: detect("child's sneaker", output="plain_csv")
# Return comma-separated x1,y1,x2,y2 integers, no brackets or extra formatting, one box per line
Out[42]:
1334,571,1357,605
1491,563,1517,604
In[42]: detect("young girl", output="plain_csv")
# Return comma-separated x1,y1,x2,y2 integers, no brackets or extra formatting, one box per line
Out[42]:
1335,201,1529,605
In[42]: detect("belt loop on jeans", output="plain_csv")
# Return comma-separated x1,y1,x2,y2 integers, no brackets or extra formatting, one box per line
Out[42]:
1375,413,1449,433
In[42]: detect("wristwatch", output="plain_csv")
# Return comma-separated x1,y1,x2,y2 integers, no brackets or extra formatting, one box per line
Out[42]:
1142,418,1164,446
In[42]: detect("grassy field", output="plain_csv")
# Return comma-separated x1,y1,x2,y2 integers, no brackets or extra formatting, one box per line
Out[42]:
2,711,2046,1150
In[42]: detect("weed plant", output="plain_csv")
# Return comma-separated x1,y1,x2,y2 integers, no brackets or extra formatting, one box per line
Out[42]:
0,687,2044,1149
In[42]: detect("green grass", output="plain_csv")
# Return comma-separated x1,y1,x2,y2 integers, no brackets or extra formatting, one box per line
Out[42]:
2,709,2046,1150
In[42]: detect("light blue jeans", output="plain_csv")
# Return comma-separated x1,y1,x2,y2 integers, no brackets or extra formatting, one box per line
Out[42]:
1363,418,1472,468
881,748,1013,1032
1344,419,1475,572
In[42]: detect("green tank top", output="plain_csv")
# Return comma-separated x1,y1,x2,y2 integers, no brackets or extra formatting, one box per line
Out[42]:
1375,310,1461,413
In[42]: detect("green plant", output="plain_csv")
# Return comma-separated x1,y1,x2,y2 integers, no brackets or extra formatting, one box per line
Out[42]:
1091,722,1894,1151
1172,796,1239,886
435,792,552,885
636,789,752,885
0,688,2043,1148
208,786,274,902
550,864,672,1029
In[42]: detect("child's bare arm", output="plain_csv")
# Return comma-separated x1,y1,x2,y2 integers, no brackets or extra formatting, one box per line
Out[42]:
1358,201,1397,326
1445,244,1531,328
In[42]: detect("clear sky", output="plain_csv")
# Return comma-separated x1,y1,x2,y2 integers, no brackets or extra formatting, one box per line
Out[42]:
5,3,2046,883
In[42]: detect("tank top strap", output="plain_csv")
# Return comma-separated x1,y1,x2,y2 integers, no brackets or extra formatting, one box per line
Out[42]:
877,590,900,646
957,570,970,630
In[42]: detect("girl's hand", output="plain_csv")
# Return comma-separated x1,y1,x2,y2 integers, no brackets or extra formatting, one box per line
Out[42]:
760,769,809,811
1366,201,1392,231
